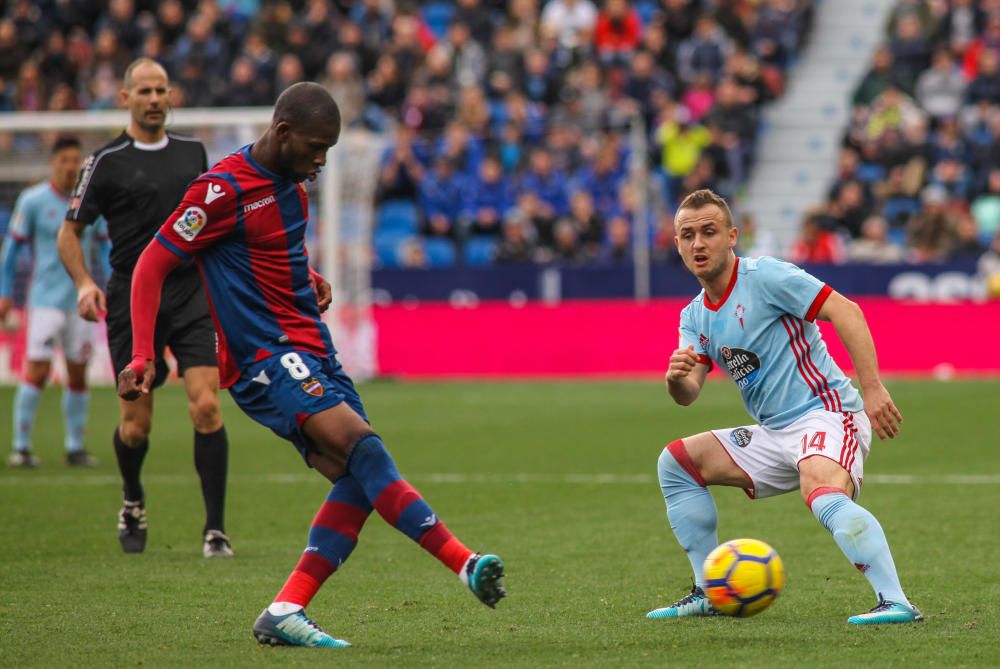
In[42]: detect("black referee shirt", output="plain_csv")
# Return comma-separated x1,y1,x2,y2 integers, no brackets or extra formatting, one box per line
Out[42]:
66,131,208,275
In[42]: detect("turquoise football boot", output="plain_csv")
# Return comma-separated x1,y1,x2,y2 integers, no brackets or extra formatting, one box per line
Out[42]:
646,585,719,619
252,608,351,647
466,553,507,608
848,599,924,625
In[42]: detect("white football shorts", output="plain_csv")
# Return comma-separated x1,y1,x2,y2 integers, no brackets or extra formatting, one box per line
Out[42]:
710,409,872,501
26,306,95,364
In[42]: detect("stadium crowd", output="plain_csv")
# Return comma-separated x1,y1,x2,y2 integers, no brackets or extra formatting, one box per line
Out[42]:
3,0,999,272
0,0,815,268
790,0,1000,275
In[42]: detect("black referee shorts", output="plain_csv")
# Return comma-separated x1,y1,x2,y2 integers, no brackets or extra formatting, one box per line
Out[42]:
105,269,218,390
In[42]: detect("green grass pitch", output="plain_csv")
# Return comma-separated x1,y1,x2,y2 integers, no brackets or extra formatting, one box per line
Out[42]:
1,379,997,668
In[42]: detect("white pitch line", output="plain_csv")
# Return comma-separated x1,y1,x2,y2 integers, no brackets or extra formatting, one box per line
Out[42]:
1,472,999,487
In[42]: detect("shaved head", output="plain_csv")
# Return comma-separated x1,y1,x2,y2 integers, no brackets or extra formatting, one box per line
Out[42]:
260,83,342,182
123,57,168,91
273,82,341,135
121,57,170,140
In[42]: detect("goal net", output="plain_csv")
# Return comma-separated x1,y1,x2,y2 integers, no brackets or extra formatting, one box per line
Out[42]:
0,108,382,384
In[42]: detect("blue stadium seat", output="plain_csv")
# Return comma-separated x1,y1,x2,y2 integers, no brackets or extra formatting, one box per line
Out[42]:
422,2,454,40
855,162,887,184
635,1,659,25
424,237,457,267
377,200,420,235
887,226,908,247
881,197,920,226
373,229,416,268
463,237,498,266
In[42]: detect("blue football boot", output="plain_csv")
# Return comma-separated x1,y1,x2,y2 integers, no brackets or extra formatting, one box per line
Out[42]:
848,599,924,625
466,553,507,608
252,608,351,648
646,585,719,619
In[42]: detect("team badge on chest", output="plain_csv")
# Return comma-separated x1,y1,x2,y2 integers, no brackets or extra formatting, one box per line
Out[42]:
301,378,324,397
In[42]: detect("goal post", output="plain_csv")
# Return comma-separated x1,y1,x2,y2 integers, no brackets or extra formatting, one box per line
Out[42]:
0,108,381,383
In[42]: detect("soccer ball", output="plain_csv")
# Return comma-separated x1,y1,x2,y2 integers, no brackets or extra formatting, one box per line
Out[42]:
703,538,785,617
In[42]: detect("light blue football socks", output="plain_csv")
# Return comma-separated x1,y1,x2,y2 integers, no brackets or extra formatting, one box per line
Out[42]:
658,442,719,588
62,387,89,454
809,489,910,607
12,382,42,452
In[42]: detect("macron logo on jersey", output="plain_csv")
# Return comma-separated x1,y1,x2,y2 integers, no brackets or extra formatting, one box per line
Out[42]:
243,195,276,213
204,182,226,204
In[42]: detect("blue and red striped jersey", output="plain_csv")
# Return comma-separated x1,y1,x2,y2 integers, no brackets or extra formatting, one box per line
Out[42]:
154,146,333,387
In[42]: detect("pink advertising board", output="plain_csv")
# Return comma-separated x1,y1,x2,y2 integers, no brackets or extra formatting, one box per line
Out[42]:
373,299,1000,378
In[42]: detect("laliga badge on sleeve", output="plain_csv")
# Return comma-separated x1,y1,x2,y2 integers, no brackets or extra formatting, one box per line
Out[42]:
173,206,208,241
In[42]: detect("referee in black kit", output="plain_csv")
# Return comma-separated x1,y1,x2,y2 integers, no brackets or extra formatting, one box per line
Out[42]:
58,58,233,558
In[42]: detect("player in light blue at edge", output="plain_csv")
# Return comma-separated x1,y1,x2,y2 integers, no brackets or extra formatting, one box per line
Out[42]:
0,136,110,468
646,189,921,625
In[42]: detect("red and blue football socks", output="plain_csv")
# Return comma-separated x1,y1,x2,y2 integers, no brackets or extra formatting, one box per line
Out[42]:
272,434,475,613
274,474,372,609
348,434,473,574
808,487,911,607
658,440,719,589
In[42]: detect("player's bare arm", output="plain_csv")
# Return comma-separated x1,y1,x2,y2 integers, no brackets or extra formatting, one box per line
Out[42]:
816,290,903,440
57,219,105,321
666,345,709,406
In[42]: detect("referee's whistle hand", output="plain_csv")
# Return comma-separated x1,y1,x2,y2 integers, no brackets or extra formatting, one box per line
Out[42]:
77,283,106,322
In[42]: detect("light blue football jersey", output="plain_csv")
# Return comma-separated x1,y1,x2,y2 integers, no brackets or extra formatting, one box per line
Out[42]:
679,256,862,429
0,181,108,312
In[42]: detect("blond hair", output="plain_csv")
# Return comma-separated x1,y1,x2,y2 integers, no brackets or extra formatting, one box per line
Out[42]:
677,189,734,228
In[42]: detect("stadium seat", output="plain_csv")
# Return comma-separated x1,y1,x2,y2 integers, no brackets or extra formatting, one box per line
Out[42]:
463,237,498,266
887,226,908,247
377,200,420,235
881,197,920,227
635,0,658,25
373,229,416,268
422,2,454,40
855,162,887,184
423,237,457,267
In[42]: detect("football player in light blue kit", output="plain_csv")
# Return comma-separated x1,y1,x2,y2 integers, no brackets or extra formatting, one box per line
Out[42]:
0,136,110,468
647,189,921,625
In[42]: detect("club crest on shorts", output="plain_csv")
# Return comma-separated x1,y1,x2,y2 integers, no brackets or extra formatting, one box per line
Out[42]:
173,206,208,241
730,427,753,448
301,377,324,397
